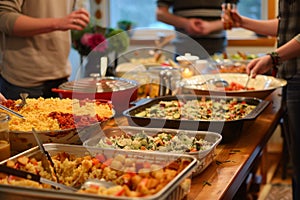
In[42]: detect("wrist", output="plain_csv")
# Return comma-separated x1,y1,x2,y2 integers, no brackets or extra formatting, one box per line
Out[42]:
238,16,248,28
267,51,281,76
267,52,281,68
51,18,60,31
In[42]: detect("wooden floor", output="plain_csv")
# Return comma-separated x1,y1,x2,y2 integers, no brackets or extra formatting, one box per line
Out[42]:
257,126,292,200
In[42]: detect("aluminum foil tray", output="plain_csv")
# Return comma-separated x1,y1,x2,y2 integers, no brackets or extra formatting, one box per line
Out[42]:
83,126,222,176
0,144,197,200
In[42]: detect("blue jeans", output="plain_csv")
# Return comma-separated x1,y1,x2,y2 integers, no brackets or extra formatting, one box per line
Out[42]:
0,75,67,100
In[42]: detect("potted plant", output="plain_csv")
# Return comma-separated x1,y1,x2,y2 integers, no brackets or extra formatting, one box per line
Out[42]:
117,20,134,31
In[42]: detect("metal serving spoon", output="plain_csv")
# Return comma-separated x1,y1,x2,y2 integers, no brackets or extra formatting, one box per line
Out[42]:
244,71,253,89
16,93,28,108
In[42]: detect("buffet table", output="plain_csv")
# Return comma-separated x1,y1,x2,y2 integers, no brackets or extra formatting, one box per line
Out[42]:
103,88,284,200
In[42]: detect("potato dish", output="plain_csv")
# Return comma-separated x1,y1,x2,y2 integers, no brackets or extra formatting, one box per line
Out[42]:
0,150,192,198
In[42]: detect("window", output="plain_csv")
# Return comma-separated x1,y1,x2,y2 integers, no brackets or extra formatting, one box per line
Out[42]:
108,0,271,29
108,0,171,29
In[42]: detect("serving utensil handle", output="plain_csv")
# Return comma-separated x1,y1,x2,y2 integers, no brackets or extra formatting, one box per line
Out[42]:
0,165,40,182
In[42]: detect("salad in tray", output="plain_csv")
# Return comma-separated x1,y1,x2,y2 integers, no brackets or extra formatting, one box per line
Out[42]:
97,131,213,153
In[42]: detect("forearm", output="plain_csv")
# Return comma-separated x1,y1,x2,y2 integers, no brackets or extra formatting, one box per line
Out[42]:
13,15,60,37
156,8,188,29
276,35,300,61
208,20,224,32
240,17,278,37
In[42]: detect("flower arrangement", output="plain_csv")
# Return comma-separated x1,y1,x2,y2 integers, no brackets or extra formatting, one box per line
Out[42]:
71,24,130,56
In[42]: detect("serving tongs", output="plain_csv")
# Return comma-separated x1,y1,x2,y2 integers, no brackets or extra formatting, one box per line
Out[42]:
0,93,28,119
0,104,25,119
32,128,60,184
0,165,76,192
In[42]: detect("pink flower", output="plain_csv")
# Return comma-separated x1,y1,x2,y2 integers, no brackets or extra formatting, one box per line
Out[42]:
90,33,108,52
81,33,108,53
80,33,93,46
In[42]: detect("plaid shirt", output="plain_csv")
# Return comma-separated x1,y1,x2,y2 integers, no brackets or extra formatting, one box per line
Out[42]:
277,0,300,79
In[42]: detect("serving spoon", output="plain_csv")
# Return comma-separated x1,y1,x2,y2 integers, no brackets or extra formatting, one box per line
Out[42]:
244,71,253,89
16,93,28,108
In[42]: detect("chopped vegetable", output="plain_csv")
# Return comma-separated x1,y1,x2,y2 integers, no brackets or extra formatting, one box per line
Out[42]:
134,98,256,121
96,131,213,153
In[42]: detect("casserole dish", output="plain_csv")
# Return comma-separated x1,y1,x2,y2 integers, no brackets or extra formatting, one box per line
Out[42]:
52,76,138,114
123,95,269,142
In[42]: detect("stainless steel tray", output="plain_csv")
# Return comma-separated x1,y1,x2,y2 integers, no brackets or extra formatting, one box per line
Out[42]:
83,126,222,176
0,144,197,200
123,95,269,143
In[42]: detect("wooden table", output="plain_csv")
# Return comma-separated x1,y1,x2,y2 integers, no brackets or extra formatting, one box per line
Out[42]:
103,88,284,200
188,88,284,200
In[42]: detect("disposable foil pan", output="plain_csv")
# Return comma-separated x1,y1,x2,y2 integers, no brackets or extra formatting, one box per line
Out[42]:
83,126,222,176
0,143,197,200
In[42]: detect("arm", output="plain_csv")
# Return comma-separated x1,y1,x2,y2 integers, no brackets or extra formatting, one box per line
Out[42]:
222,5,278,36
237,17,278,37
13,8,90,37
0,1,89,37
156,6,223,36
247,35,300,76
156,6,188,30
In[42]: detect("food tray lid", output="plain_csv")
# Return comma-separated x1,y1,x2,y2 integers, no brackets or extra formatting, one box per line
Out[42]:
59,76,138,93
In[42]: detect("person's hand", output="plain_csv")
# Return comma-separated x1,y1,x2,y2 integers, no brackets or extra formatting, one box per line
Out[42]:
0,93,7,102
221,3,242,29
196,19,218,35
184,18,203,35
56,8,90,31
246,55,273,78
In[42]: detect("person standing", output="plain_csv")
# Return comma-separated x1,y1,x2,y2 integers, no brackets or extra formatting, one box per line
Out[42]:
222,1,300,199
0,0,90,100
156,0,238,57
